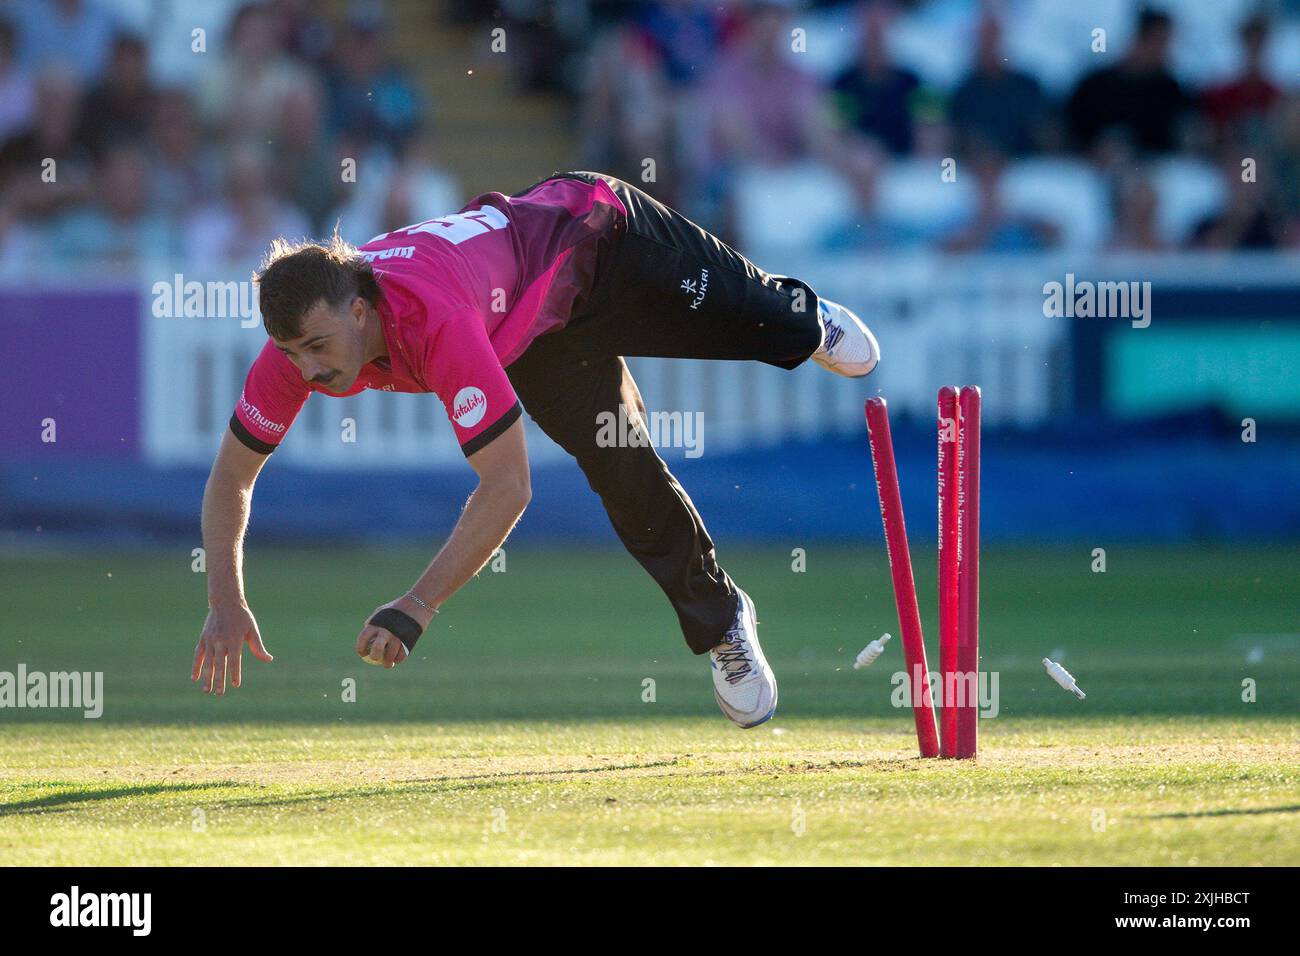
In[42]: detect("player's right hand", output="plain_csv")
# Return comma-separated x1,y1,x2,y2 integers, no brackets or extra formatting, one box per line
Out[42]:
193,603,273,695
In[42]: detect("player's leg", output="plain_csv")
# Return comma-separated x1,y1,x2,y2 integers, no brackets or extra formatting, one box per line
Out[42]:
507,331,735,650
547,171,879,376
505,334,778,727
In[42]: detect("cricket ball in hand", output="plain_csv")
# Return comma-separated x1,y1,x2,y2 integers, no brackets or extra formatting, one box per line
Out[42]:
361,635,385,666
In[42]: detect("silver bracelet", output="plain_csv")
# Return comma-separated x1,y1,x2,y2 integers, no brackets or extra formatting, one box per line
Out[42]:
405,591,435,615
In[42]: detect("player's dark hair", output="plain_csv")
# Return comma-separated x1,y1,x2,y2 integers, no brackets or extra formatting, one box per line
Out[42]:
254,227,381,341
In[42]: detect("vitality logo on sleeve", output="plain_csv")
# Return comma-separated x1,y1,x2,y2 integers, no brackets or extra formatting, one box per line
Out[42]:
452,386,487,428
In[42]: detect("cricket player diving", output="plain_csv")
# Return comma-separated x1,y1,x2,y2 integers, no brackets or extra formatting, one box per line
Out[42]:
193,171,879,728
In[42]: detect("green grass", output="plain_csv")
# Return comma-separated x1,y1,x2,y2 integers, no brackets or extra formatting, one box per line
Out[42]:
1,544,1297,865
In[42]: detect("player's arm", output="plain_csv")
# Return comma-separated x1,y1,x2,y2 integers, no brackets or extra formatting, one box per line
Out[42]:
203,426,269,613
356,416,531,667
431,413,533,600
194,341,308,694
193,427,276,694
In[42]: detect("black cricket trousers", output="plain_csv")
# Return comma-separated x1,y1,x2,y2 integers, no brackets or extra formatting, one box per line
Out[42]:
504,172,824,654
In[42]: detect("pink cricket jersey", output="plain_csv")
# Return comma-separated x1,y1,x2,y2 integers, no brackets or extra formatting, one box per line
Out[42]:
230,176,626,457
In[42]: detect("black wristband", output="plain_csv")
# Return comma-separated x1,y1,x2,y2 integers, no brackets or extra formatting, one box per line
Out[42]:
368,608,424,652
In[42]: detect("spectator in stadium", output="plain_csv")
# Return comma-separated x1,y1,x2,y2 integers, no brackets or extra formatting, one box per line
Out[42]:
702,0,832,183
700,0,828,169
183,141,310,266
14,0,118,84
78,33,153,160
830,0,921,156
1107,168,1167,252
328,129,461,245
496,0,582,93
0,18,34,144
46,140,177,264
196,2,315,142
637,0,729,89
578,23,674,202
269,0,335,67
1200,14,1280,150
0,66,93,219
270,78,338,233
147,89,220,220
696,0,830,232
940,148,1060,252
1270,94,1300,244
824,140,925,251
324,6,420,153
1066,7,1189,157
1190,154,1282,250
949,14,1052,158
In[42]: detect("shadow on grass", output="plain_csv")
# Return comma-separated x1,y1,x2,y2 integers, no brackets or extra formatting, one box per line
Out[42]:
191,756,904,812
403,757,684,784
0,781,245,817
197,758,691,811
399,756,901,784
1143,804,1300,820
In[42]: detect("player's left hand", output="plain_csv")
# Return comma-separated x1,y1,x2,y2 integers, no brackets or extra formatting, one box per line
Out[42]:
355,594,434,668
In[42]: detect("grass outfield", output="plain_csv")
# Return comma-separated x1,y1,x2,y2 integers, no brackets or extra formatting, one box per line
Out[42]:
1,544,1297,865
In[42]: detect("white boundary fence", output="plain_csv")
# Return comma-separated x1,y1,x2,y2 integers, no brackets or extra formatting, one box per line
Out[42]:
137,253,1297,470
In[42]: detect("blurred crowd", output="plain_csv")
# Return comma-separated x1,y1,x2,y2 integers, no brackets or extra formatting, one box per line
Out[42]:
2,0,1298,270
0,0,458,270
571,0,1300,253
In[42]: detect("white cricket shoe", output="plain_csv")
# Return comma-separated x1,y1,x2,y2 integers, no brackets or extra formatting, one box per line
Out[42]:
709,589,778,728
811,298,880,377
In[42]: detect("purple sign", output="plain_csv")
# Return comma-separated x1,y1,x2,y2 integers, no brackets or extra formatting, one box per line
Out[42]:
0,288,139,457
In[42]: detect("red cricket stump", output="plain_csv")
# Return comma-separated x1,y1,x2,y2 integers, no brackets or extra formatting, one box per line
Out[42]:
956,386,982,759
865,398,941,759
937,386,960,758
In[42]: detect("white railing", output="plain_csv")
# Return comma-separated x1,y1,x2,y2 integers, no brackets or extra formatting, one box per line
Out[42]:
137,253,1298,470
